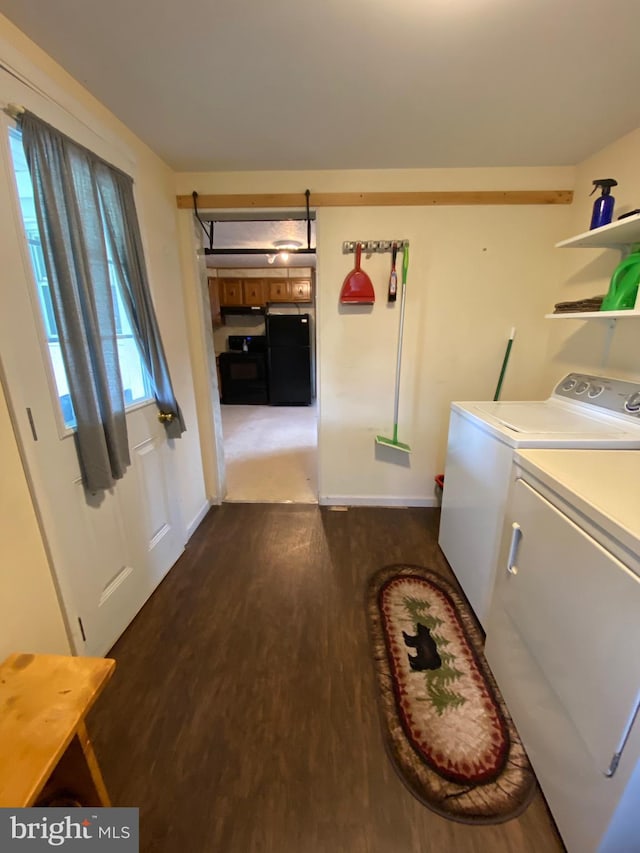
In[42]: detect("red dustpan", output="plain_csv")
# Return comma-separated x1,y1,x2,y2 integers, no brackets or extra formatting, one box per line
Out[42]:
340,242,375,304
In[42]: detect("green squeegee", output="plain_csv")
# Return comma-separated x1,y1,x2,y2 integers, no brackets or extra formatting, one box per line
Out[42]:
376,245,411,453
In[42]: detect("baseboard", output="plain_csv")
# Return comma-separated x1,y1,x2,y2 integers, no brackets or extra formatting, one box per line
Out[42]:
319,495,438,508
186,499,212,540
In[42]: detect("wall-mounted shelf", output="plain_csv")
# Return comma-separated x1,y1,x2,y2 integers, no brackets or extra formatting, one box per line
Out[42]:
550,214,640,320
545,310,640,320
555,213,640,249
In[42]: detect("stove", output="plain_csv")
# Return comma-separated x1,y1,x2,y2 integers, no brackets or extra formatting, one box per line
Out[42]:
227,334,267,353
219,335,268,404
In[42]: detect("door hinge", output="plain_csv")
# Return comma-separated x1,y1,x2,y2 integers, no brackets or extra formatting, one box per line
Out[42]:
77,617,87,643
26,407,38,441
605,752,621,778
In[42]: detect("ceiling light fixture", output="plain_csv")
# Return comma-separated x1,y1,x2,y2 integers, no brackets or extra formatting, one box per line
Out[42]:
273,239,302,263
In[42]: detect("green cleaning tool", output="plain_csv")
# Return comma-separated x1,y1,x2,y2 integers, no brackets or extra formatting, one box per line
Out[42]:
600,246,640,311
493,327,516,401
376,245,411,453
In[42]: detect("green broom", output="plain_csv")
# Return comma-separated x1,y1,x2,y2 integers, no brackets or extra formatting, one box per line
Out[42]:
376,245,411,453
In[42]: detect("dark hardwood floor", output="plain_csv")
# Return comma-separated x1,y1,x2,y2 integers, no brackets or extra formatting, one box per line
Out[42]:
88,504,564,853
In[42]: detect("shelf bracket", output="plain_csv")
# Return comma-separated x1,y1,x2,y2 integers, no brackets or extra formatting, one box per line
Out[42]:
601,318,617,367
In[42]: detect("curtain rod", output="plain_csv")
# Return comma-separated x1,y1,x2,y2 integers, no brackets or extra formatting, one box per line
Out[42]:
0,60,135,169
0,58,92,133
1,101,24,119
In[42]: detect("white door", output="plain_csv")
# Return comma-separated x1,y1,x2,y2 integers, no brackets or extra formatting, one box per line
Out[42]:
0,115,184,656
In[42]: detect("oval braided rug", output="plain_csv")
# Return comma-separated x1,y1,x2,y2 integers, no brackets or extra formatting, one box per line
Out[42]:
367,564,536,824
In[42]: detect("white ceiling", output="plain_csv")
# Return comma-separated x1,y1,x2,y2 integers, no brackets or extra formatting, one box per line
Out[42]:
2,0,640,172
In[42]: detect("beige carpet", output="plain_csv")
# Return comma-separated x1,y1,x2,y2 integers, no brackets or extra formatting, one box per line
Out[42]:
221,404,318,503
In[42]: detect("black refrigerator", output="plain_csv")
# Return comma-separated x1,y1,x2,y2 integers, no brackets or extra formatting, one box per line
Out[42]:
266,313,312,405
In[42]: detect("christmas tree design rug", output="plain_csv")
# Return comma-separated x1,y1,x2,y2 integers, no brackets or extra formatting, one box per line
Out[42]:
367,564,536,824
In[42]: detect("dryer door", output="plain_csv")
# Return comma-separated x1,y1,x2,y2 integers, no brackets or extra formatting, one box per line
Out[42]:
486,476,640,853
495,477,640,773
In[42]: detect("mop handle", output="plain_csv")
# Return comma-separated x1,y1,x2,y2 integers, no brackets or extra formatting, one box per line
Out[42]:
493,327,516,401
393,246,410,427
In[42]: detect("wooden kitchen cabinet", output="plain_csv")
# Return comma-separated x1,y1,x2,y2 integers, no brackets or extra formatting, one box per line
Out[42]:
267,279,291,302
242,279,267,306
218,278,244,306
266,278,312,303
290,278,311,302
217,278,267,307
215,276,312,310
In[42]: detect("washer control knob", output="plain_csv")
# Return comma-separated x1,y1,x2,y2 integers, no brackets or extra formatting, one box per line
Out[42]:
625,392,640,413
588,384,604,399
575,381,589,395
562,378,577,391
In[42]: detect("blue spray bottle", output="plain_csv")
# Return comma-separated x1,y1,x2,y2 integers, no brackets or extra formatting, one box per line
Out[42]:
589,179,617,230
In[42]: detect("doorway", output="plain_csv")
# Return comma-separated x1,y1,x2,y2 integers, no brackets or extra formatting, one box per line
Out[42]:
201,213,319,504
221,403,317,502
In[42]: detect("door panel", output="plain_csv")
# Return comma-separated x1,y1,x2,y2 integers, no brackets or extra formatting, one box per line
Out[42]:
268,347,312,405
267,280,291,302
137,439,169,542
242,279,266,305
130,427,182,572
219,279,243,305
73,479,137,650
290,279,311,302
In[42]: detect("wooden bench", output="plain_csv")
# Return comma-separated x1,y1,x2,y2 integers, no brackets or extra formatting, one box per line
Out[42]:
0,653,115,808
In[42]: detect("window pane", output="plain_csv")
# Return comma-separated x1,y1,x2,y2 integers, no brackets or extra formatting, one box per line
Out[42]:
9,127,74,426
8,127,153,426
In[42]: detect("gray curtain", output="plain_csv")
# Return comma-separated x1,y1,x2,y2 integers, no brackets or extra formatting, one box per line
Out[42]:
94,165,185,438
21,111,185,490
21,112,130,492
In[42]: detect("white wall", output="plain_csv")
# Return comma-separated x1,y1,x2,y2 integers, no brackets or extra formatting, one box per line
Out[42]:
0,14,208,654
176,167,574,505
0,380,71,659
544,127,640,385
315,203,571,504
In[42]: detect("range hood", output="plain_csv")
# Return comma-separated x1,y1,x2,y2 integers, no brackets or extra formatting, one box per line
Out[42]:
220,305,266,316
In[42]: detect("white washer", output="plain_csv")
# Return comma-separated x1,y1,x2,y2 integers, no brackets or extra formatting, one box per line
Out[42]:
438,373,640,628
485,448,640,853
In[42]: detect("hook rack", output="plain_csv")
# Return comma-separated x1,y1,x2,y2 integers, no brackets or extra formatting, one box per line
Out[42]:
342,240,409,255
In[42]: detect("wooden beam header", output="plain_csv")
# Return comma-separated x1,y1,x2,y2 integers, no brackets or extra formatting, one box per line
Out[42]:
177,189,573,210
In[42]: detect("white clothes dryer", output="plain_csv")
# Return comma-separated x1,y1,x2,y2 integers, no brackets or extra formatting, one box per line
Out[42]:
485,448,640,853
